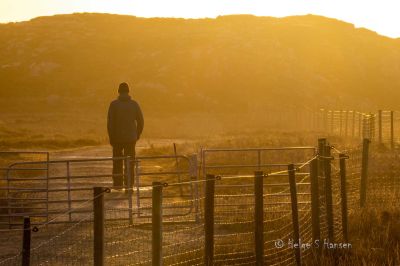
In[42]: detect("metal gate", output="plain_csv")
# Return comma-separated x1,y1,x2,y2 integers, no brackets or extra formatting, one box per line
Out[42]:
0,153,198,227
0,152,50,228
133,154,199,218
202,147,317,176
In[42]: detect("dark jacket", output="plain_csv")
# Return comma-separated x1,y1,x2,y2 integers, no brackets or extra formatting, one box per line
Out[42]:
107,94,144,145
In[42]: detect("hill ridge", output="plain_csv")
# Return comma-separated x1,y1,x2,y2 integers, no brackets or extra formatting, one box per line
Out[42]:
0,13,399,113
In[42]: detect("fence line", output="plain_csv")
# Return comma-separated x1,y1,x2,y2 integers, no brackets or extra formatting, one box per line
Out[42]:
315,109,398,148
1,136,399,265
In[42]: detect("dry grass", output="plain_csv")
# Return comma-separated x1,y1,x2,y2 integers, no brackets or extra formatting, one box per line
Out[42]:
302,207,400,265
0,113,104,150
0,108,352,150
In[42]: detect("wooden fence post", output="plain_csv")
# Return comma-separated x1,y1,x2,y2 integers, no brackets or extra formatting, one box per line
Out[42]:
371,114,375,141
391,111,394,150
22,216,31,266
364,115,369,139
318,138,326,176
362,115,368,140
378,110,383,145
324,145,334,243
339,154,349,242
360,139,370,208
352,111,356,138
152,182,163,266
288,164,301,266
204,174,215,266
310,159,320,245
93,187,105,266
254,171,264,265
345,111,349,137
173,143,184,197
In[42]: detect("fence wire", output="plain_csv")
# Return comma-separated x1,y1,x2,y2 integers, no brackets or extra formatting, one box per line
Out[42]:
0,196,97,266
2,139,400,265
320,109,400,149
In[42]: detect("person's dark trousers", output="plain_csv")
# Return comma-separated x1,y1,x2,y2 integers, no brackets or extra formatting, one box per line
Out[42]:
112,142,136,188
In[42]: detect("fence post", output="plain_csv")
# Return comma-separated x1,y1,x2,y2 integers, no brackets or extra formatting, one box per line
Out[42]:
345,111,349,137
204,174,215,266
391,111,394,150
173,143,184,197
371,113,375,141
339,154,349,242
254,171,264,265
363,115,368,139
152,182,163,266
22,216,31,266
125,157,133,225
318,138,326,176
360,139,370,208
310,159,320,246
288,164,301,266
339,110,343,136
378,110,383,145
352,111,356,138
358,113,362,138
93,187,105,266
257,150,261,170
324,145,334,243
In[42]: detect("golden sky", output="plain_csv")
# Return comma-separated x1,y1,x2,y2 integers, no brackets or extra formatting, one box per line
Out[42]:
1,0,400,38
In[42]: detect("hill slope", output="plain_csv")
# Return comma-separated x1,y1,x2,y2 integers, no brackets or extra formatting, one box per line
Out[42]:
0,13,400,114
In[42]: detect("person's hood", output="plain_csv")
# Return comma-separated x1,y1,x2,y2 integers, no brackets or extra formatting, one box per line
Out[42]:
118,94,131,101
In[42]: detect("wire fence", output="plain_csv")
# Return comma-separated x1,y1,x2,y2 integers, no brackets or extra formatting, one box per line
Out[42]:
1,137,399,265
315,109,399,149
0,199,95,265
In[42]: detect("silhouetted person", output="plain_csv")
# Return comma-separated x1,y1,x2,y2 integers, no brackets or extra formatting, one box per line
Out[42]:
108,82,144,188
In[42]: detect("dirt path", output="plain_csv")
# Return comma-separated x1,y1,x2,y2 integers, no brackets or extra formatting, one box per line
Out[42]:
49,138,192,160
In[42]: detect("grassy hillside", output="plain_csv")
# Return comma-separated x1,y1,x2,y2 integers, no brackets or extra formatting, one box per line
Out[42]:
1,14,400,110
0,13,399,146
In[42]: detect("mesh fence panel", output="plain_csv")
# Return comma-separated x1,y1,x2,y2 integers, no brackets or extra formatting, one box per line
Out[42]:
0,199,95,266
